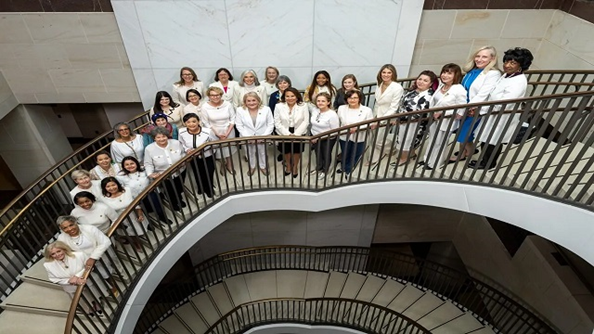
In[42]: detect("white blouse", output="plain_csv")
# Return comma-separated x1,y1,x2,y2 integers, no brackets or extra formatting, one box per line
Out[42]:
70,202,119,234
70,180,103,203
183,103,204,120
149,105,185,129
173,81,204,107
337,105,374,142
178,127,217,158
57,224,111,261
201,101,236,136
209,80,239,103
310,108,340,136
274,103,310,136
110,135,144,163
117,171,151,198
102,189,147,236
90,164,122,181
44,252,88,294
144,140,186,175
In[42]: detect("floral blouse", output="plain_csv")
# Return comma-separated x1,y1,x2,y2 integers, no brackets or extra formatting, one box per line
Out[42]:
398,89,433,121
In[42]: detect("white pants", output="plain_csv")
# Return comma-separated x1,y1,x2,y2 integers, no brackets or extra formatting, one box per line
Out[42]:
246,143,267,169
369,127,394,163
397,123,418,151
423,123,449,169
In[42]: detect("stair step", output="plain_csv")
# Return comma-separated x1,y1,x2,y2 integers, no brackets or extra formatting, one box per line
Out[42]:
224,275,250,306
340,273,366,299
387,284,424,313
174,303,208,333
20,260,62,290
276,270,307,298
371,279,405,306
0,310,66,334
468,326,496,334
324,271,347,297
151,328,167,334
1,282,71,317
207,283,234,316
418,302,464,330
244,271,277,300
354,274,385,302
159,314,192,334
304,271,329,298
191,293,220,326
431,312,485,333
402,292,444,321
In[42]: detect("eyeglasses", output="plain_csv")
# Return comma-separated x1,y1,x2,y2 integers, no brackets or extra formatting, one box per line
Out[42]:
117,128,130,132
209,94,221,97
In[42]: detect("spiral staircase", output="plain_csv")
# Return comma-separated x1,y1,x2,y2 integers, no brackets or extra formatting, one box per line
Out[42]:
0,70,593,334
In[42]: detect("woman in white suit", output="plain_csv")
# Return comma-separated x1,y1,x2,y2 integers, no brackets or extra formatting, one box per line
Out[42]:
274,87,310,177
470,47,534,170
235,92,275,176
367,64,404,165
453,46,501,162
422,64,468,170
233,69,267,110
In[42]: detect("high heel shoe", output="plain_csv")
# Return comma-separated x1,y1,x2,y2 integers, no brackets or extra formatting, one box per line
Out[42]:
260,168,269,176
247,168,255,176
226,165,235,175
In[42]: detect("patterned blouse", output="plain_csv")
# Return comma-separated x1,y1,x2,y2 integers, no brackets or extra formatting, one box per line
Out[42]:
398,89,433,121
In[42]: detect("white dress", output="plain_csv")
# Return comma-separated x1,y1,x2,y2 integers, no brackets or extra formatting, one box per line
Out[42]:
101,190,148,236
201,101,238,158
110,135,144,163
70,202,119,234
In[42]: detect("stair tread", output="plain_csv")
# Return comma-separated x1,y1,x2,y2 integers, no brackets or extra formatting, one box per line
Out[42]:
402,293,444,321
418,302,464,329
175,303,208,332
387,284,424,313
244,271,277,300
355,274,385,302
340,273,366,299
21,260,58,288
0,310,66,334
431,312,484,333
191,293,220,326
276,270,307,298
324,272,347,297
224,275,251,306
468,326,496,334
304,271,329,298
1,282,71,313
207,283,234,316
371,279,404,306
159,314,192,334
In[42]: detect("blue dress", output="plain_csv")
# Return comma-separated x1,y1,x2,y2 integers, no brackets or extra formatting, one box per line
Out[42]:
457,68,482,143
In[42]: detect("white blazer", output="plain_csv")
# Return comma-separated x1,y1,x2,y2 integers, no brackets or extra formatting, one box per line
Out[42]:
274,103,310,136
44,251,88,293
235,106,275,137
373,81,404,122
431,84,467,131
468,70,502,105
479,74,528,145
172,81,205,107
209,80,239,103
233,86,267,110
57,224,112,260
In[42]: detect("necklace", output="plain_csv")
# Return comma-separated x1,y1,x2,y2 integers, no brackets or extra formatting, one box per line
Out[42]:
59,258,69,269
441,85,452,93
72,234,83,246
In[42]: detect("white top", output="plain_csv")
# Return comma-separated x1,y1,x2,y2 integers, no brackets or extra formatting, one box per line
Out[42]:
374,81,404,122
183,103,204,121
172,81,204,107
117,171,151,198
44,252,88,293
58,224,111,260
102,188,148,236
235,106,275,137
110,135,144,163
144,140,186,175
90,164,122,181
232,85,267,109
468,70,502,104
274,103,310,136
178,127,217,158
430,83,468,131
337,105,374,142
70,180,103,203
149,105,185,129
310,108,340,136
70,202,118,234
261,81,277,102
209,80,239,103
201,101,236,137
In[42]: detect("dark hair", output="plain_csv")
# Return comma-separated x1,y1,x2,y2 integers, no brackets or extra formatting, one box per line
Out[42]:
121,156,143,174
503,47,533,72
307,70,336,102
175,67,199,86
153,91,178,113
182,113,200,123
101,177,125,197
73,191,96,206
185,89,202,102
214,68,233,81
440,63,463,85
411,70,438,91
341,74,359,90
94,150,111,163
280,87,304,104
344,89,364,105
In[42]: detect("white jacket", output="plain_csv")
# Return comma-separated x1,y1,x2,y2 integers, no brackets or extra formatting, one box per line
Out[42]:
274,103,310,136
373,81,404,122
431,84,467,131
235,106,275,137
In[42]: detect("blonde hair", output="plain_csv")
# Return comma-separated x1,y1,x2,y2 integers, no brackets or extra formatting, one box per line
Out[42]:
206,86,224,97
44,241,75,261
463,46,500,74
71,170,91,181
242,92,263,109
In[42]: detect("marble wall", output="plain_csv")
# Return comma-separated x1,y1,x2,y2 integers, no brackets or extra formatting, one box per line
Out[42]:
111,0,425,109
0,72,18,120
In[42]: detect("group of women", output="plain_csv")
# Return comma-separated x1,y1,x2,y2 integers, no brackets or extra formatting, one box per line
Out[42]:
44,45,535,313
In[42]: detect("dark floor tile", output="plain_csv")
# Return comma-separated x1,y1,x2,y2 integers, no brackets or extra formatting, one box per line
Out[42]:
0,0,43,12
567,0,594,24
539,0,565,9
443,0,489,9
41,0,102,12
560,0,574,11
98,0,113,12
488,0,541,9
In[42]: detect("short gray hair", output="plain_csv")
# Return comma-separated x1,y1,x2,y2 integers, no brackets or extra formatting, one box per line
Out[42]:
276,75,292,89
150,126,170,138
71,170,91,181
56,215,78,227
113,122,132,139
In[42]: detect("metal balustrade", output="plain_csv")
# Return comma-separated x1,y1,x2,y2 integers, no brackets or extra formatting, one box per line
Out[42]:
205,298,432,334
0,70,592,334
135,246,558,334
